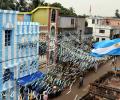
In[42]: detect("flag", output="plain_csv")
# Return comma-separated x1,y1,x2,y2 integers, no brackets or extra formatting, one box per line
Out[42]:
91,38,120,57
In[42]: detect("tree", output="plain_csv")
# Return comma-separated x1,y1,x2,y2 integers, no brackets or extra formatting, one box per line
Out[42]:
29,0,49,10
50,2,77,16
115,9,120,18
0,0,16,10
15,0,28,11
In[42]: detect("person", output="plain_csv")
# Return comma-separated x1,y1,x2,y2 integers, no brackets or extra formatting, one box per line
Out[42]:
19,94,23,100
43,91,48,100
29,91,33,100
79,75,84,87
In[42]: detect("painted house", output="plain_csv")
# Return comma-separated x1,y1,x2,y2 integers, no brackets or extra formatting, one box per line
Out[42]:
18,6,60,67
31,6,60,66
86,16,120,42
0,10,40,100
58,16,90,41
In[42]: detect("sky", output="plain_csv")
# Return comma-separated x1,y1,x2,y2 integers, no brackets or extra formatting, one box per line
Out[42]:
45,0,120,17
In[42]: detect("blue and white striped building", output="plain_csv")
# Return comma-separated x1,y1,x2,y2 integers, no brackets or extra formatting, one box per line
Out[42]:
0,10,40,100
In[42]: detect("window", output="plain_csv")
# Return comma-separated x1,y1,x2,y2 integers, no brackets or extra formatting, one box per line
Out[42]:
92,19,95,24
96,38,99,42
71,19,74,25
99,30,105,33
102,38,105,41
5,30,12,46
50,51,54,64
106,20,110,25
85,27,93,34
51,9,56,22
51,26,55,37
80,30,82,33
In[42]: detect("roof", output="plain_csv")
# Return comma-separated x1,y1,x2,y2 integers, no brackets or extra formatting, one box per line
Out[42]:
18,6,60,15
104,17,120,20
60,15,77,18
18,12,32,15
0,9,19,14
31,6,60,13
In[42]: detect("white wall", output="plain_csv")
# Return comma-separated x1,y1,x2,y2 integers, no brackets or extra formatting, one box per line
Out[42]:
93,25,112,41
86,16,112,42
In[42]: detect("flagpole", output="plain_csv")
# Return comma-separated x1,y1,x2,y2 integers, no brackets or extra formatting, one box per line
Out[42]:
89,5,92,16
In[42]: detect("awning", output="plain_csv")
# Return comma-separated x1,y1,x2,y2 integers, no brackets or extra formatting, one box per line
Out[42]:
17,71,44,86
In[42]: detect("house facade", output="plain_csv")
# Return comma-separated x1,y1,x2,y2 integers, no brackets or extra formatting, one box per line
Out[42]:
18,6,60,67
31,6,60,66
59,16,86,43
86,16,120,42
0,10,40,100
59,16,76,34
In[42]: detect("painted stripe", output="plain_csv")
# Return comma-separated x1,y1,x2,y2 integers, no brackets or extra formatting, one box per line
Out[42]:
2,13,6,95
2,13,6,66
0,13,3,93
16,24,19,79
7,13,11,100
5,13,9,70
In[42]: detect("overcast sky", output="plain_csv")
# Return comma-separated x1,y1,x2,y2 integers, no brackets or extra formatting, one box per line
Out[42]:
45,0,120,17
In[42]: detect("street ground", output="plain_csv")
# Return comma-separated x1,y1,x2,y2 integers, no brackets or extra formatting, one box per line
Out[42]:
40,57,120,100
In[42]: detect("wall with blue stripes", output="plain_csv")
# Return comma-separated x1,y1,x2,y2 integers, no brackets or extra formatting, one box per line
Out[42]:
16,22,40,79
0,10,40,100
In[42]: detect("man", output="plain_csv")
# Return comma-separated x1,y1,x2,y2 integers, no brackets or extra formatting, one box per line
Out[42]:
43,91,48,100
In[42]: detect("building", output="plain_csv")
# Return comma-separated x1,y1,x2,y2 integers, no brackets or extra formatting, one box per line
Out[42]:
58,16,87,42
31,6,60,66
59,16,76,34
80,71,120,100
0,10,40,100
76,16,88,40
18,6,60,67
101,17,120,27
86,16,120,42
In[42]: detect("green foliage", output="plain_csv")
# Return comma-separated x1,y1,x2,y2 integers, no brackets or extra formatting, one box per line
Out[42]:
0,0,77,16
50,2,77,16
115,9,120,18
0,0,16,10
30,0,46,10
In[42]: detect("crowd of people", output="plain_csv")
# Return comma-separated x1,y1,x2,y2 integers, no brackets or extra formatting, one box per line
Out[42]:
17,32,113,100
18,72,66,100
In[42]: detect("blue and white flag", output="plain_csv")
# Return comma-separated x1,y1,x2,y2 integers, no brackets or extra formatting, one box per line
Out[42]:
91,39,120,57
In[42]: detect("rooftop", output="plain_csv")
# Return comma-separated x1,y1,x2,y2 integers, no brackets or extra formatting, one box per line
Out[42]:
18,6,60,15
80,71,120,100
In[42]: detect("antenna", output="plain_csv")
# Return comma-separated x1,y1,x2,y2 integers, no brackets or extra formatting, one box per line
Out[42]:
89,4,92,16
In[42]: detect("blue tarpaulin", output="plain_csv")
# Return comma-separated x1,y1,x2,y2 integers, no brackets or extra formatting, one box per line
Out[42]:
17,71,44,86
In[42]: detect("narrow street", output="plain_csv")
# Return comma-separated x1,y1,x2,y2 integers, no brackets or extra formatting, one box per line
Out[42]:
51,57,120,100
